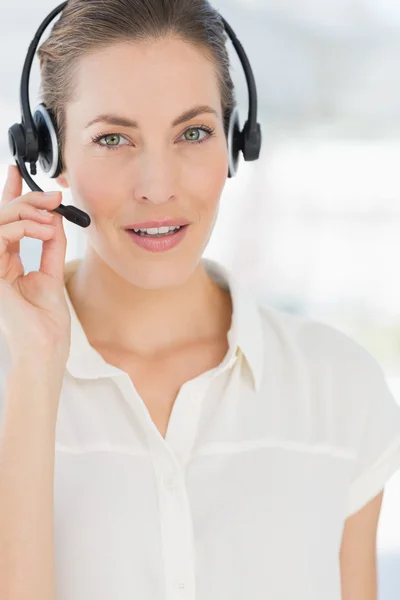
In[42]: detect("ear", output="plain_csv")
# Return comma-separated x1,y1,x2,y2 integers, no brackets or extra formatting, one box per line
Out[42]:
56,173,69,189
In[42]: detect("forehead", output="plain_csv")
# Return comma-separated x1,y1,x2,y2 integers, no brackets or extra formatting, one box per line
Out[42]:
69,37,221,120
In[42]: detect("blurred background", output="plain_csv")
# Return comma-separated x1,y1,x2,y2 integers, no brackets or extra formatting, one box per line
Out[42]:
0,0,399,596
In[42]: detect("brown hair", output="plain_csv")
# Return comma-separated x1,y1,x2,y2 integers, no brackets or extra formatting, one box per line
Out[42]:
37,0,236,173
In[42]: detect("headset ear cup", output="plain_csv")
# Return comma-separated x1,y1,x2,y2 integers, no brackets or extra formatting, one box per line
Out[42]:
33,103,63,178
46,106,64,178
227,107,242,178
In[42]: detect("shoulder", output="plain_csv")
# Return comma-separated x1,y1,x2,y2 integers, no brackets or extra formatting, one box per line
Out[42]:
254,303,400,461
256,302,375,375
254,303,396,434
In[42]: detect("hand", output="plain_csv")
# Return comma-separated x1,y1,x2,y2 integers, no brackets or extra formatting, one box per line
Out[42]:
0,165,71,366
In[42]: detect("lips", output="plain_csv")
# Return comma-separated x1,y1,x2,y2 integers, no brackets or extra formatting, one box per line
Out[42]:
124,219,191,230
126,222,189,252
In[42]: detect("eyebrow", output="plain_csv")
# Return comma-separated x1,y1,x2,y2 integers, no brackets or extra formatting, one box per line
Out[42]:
85,104,219,129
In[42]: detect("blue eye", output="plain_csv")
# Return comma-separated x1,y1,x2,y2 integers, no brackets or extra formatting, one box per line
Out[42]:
91,125,216,151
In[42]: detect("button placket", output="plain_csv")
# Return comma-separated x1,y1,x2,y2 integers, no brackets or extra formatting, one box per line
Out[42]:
151,450,195,600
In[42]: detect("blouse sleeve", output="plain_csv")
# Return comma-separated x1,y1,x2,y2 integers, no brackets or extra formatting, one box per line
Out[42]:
344,351,400,518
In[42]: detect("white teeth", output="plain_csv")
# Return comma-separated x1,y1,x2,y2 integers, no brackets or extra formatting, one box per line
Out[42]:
133,225,181,234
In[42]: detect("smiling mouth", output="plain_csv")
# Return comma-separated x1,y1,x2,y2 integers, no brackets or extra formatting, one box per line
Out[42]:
129,225,188,238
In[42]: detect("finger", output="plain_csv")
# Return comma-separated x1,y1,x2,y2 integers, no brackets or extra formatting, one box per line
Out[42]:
0,201,55,228
0,212,53,254
0,204,54,256
11,190,63,212
0,221,56,279
39,210,68,283
0,220,56,247
1,190,61,256
1,164,60,257
1,164,22,205
1,166,62,212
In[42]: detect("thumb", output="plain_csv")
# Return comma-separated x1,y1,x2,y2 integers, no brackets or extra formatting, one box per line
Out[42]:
39,202,68,283
1,165,23,256
1,164,23,205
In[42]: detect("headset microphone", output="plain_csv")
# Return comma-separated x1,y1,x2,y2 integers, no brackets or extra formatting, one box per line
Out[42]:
8,1,262,229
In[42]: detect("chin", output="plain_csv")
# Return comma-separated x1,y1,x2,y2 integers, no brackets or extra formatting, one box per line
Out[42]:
92,231,207,290
122,258,202,291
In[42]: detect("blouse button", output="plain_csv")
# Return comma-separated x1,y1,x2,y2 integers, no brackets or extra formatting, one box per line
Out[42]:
173,579,186,591
163,474,178,490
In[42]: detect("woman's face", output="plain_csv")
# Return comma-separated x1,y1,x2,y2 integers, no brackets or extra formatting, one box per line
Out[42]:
58,36,229,289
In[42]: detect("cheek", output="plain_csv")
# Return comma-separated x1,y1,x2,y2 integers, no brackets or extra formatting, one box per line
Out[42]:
69,161,123,216
202,167,227,218
183,145,228,213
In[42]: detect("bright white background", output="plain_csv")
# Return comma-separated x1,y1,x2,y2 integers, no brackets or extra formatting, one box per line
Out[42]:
0,0,399,596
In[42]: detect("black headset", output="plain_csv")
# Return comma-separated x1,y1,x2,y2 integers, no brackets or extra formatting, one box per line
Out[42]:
8,1,262,229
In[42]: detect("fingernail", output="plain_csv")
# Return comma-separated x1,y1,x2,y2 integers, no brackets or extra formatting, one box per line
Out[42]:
44,191,60,196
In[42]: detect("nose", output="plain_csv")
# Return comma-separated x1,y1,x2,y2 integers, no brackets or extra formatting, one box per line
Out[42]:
133,147,176,206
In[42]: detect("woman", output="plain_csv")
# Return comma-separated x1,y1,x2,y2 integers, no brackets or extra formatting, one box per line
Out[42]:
0,1,400,599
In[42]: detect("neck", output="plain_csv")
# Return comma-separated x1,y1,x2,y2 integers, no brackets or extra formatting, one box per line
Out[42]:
64,253,232,361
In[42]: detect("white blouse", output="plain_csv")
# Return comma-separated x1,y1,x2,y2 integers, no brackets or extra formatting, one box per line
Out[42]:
1,257,400,600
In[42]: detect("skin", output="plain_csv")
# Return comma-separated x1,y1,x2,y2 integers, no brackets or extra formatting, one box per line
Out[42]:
56,36,232,360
